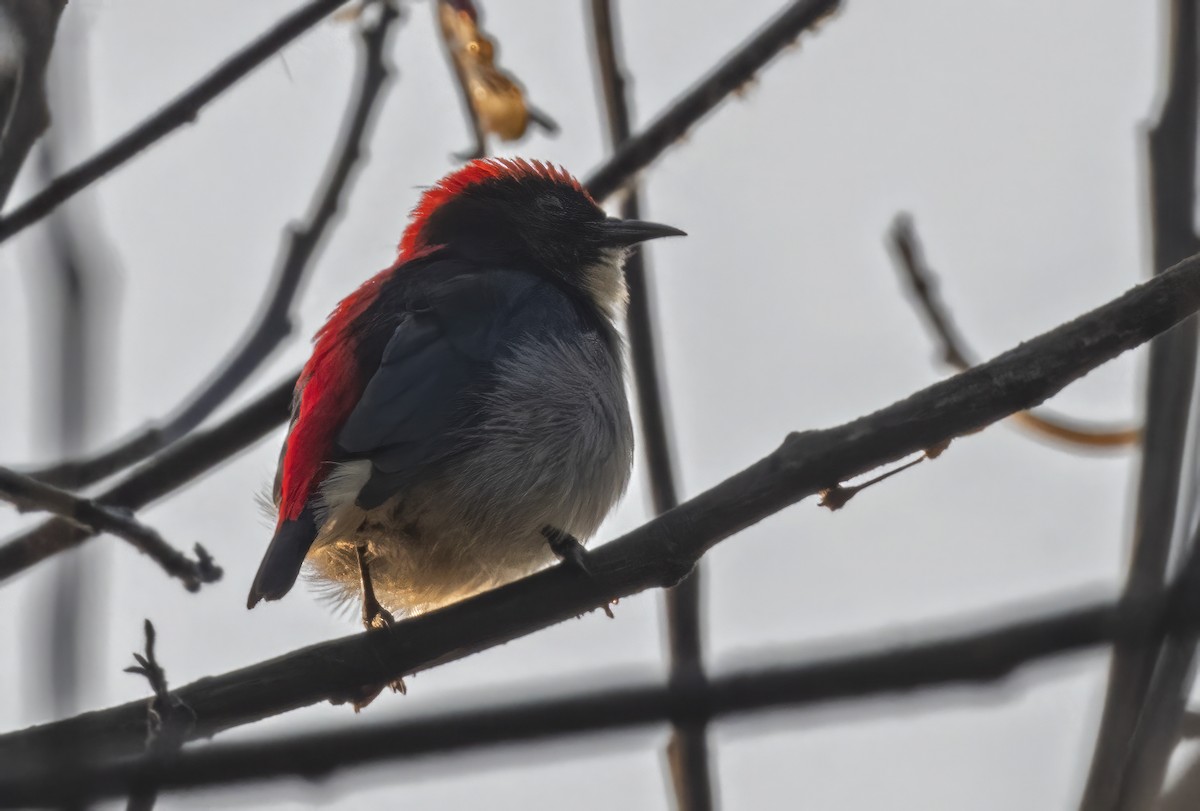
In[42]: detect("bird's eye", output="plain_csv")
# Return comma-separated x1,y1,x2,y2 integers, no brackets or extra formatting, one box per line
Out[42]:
536,194,565,214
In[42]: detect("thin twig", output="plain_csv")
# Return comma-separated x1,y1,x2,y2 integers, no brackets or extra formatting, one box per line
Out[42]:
5,250,1200,763
887,214,1139,449
587,1,712,807
818,455,928,511
34,85,109,717
25,0,401,490
0,0,846,581
7,562,1200,806
123,620,194,811
1079,2,1200,807
0,373,292,583
0,467,219,591
585,0,842,201
0,0,352,245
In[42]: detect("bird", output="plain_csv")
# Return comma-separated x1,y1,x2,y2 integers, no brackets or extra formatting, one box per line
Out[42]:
246,158,684,630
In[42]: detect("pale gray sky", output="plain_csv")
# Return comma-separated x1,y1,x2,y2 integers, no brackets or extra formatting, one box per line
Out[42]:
0,1,1177,808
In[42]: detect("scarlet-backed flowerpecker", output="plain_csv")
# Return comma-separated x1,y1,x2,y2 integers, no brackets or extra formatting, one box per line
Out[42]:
247,158,683,628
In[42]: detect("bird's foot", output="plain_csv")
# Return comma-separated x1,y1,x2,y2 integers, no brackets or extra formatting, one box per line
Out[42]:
363,605,395,632
542,526,592,576
333,674,407,713
328,601,406,711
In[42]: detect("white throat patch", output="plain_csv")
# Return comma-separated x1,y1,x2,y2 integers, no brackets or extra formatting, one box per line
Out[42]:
580,247,630,320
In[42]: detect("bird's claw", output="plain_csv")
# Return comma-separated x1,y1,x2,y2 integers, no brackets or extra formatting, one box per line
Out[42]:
364,606,395,632
542,526,592,576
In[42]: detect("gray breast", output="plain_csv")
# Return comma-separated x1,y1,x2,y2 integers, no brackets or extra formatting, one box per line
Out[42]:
448,329,635,541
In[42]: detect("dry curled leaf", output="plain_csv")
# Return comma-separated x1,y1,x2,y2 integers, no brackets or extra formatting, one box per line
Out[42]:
438,0,535,143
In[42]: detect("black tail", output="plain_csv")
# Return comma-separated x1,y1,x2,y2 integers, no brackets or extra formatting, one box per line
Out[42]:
247,506,318,608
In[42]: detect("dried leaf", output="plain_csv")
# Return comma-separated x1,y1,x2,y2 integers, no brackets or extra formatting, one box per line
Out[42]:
437,1,534,143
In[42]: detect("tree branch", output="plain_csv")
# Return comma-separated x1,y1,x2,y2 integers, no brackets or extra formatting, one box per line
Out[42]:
584,0,842,200
1079,2,1200,806
5,248,1200,764
0,375,295,583
587,1,712,807
0,467,218,591
0,0,353,245
1112,522,1200,809
0,0,846,582
0,0,67,210
2,580,1196,808
887,214,1139,448
122,620,194,811
25,0,401,490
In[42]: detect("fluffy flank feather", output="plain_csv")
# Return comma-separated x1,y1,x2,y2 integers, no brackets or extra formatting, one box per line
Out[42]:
276,267,390,523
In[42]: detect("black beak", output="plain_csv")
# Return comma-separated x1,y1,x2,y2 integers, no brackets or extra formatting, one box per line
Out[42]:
597,217,687,247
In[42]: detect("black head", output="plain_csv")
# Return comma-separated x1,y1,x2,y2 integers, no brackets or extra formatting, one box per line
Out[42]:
398,159,683,311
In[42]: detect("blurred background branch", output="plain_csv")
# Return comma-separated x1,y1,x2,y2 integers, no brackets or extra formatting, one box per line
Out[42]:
1080,1,1200,807
0,0,66,209
4,574,1199,808
586,1,712,807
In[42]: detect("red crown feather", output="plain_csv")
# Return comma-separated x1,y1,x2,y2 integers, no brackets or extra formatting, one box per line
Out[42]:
397,158,590,258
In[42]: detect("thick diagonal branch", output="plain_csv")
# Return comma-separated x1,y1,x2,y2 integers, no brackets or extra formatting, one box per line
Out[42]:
4,578,1198,807
5,248,1200,764
887,214,1139,448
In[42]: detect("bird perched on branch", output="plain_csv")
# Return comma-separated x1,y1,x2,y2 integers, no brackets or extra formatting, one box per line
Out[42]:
247,158,684,629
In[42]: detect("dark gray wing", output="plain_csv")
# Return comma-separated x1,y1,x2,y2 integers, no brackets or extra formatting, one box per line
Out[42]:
336,267,551,509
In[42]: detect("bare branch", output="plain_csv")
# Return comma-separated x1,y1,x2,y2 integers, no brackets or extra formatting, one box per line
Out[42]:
123,620,194,811
887,214,1139,449
818,455,928,510
585,0,842,200
1080,2,1200,806
0,0,66,209
0,0,846,581
26,0,401,490
1117,527,1200,809
4,249,1200,763
0,0,353,245
588,0,711,806
0,375,294,583
0,467,218,590
6,563,1200,806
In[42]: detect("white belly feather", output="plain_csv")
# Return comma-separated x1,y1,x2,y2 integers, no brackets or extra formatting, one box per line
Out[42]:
304,331,634,615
